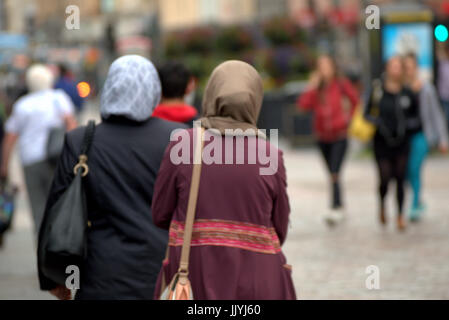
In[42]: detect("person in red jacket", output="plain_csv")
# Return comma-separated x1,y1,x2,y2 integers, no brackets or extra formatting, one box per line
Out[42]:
297,54,358,226
152,62,198,126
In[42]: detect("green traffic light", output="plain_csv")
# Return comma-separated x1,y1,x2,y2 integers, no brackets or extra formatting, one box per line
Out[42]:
435,24,449,42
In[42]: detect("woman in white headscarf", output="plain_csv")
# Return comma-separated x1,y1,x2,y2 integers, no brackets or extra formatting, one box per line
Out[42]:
38,55,188,300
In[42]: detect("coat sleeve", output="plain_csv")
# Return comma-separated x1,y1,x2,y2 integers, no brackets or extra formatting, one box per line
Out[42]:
427,84,449,147
152,142,179,230
297,88,318,111
341,78,359,117
37,133,78,290
363,85,380,126
271,150,290,245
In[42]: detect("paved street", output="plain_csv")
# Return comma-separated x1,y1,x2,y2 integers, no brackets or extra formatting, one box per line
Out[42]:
1,120,448,299
284,144,449,299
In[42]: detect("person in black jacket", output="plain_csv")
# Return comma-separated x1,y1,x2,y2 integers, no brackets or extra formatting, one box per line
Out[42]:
38,55,187,300
364,56,420,231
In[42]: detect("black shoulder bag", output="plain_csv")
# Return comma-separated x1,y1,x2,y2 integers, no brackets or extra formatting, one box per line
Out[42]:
40,120,95,285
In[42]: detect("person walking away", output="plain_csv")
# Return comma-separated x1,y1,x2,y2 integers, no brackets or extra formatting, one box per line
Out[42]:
0,89,6,161
152,60,296,299
0,90,6,247
54,64,84,115
364,56,420,231
403,53,449,221
0,64,77,236
152,62,198,126
437,45,449,126
38,55,188,300
297,54,358,226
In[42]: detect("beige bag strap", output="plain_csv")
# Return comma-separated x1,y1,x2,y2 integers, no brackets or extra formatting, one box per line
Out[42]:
178,127,204,276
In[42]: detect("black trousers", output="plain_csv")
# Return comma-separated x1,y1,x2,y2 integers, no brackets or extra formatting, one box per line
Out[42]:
373,134,410,215
318,139,348,209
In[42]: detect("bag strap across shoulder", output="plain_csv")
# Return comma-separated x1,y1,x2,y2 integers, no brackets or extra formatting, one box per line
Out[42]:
80,120,96,155
73,120,96,177
178,127,205,278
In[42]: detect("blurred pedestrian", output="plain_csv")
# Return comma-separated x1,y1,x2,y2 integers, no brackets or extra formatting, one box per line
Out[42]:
0,90,6,247
437,45,449,126
152,61,296,300
403,53,449,221
38,55,187,300
0,89,6,159
54,64,84,114
0,64,77,235
297,54,358,226
5,70,28,104
364,56,419,231
152,62,198,126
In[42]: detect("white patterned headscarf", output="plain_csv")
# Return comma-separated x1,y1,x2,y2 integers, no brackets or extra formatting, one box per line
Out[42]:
100,55,161,122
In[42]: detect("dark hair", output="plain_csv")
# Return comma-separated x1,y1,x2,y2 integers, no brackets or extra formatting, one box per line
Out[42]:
58,64,69,77
158,62,191,99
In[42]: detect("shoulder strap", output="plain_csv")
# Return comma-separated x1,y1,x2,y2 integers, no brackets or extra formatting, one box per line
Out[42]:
370,79,383,115
80,120,96,156
178,127,204,275
73,120,95,177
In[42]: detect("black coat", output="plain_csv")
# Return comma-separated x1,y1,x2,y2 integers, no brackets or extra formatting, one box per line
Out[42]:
38,116,187,299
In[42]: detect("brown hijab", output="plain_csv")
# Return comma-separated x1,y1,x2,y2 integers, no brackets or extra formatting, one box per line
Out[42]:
199,60,264,136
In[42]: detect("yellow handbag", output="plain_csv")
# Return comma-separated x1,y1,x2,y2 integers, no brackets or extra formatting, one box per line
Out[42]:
349,105,376,142
349,79,383,142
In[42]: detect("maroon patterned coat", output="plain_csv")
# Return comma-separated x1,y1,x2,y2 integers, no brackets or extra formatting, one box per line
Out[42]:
152,129,296,300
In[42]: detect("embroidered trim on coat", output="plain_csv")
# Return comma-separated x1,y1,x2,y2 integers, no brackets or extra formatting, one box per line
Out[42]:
168,219,281,254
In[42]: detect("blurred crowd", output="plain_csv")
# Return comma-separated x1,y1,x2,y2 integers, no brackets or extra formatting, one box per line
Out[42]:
0,0,449,301
0,44,446,299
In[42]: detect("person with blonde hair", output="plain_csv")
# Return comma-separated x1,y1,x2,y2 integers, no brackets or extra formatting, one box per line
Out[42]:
0,64,77,235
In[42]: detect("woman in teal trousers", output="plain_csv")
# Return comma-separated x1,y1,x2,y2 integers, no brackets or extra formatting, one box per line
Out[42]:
403,53,449,221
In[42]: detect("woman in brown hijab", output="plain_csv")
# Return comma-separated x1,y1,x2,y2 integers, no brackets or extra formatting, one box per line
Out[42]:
152,61,296,299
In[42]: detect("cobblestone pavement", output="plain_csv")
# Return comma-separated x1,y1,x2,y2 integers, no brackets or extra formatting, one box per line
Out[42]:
0,115,448,299
283,144,449,299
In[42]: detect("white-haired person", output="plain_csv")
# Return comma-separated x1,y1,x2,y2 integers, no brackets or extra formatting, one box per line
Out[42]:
0,64,77,235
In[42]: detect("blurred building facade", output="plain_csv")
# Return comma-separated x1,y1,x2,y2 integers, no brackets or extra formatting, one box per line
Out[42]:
159,0,257,30
0,0,157,42
2,0,449,36
1,0,449,73
0,0,362,47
